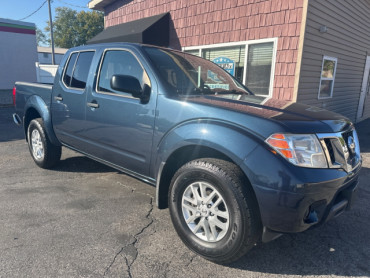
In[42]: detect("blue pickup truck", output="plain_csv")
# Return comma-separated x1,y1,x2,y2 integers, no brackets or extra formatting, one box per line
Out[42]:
13,43,361,263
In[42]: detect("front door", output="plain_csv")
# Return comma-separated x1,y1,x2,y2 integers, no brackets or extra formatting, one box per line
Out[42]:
83,48,156,177
357,56,370,121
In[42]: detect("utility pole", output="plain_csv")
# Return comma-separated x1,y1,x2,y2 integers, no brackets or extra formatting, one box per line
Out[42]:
47,0,55,65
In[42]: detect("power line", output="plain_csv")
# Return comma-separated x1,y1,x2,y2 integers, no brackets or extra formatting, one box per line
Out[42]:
56,0,89,9
18,0,48,21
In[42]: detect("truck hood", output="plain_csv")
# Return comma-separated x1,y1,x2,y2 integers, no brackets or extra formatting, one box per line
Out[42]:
186,95,352,133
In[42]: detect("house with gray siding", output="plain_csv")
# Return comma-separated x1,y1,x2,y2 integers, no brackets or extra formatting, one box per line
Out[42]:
297,0,370,122
88,0,370,122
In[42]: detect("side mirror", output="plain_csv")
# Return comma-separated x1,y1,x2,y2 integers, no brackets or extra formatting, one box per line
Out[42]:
110,75,150,102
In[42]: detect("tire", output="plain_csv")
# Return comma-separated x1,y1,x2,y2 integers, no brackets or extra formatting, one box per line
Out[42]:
169,158,261,264
27,118,61,169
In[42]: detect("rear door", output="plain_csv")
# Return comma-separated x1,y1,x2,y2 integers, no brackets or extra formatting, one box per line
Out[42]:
82,48,157,177
52,50,95,148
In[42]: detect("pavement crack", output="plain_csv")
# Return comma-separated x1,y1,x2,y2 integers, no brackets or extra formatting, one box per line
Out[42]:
103,246,125,277
185,254,197,267
126,197,154,277
103,197,154,277
124,256,133,278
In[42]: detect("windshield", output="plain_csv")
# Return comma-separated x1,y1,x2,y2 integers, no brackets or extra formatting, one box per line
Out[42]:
143,46,253,98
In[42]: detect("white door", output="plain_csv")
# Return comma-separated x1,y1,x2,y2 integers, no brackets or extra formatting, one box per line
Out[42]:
357,56,370,121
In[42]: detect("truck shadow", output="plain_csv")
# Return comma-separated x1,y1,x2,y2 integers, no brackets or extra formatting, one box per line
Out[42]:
52,156,116,174
229,167,370,276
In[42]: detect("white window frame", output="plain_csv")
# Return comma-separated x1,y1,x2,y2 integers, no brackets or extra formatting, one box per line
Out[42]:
182,38,278,97
318,56,337,99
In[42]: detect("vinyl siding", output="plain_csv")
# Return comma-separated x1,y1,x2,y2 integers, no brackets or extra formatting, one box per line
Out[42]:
297,0,370,122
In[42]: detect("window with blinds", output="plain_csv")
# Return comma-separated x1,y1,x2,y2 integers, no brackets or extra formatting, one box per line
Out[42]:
245,42,273,95
202,46,245,83
184,40,275,96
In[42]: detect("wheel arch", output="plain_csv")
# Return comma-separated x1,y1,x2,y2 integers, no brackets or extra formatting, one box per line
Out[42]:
24,95,61,146
155,144,260,214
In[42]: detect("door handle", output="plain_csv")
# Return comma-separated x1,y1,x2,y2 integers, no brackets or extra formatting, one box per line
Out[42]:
87,101,99,109
54,96,63,101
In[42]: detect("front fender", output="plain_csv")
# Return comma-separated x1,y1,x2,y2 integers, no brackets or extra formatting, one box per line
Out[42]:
24,95,61,146
155,119,262,175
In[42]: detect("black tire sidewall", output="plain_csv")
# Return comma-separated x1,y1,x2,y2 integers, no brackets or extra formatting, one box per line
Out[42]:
169,164,250,261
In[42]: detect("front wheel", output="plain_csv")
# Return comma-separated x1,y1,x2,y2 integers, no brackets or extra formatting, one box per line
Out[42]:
27,118,61,169
169,158,261,264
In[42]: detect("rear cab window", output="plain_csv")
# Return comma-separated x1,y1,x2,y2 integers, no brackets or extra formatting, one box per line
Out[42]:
62,51,95,90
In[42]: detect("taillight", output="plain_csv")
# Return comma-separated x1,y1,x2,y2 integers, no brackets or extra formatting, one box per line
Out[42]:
12,86,16,107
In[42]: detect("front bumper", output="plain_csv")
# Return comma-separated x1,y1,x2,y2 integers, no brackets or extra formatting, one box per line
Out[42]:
241,144,362,237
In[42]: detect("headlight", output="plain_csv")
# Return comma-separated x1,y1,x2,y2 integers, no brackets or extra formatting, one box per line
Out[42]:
265,133,328,168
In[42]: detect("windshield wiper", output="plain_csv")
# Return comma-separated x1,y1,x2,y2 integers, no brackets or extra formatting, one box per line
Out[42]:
187,87,213,95
214,90,248,95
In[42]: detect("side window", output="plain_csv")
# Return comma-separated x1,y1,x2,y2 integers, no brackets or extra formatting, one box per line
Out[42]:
63,53,78,87
63,51,94,89
97,50,150,94
71,52,95,89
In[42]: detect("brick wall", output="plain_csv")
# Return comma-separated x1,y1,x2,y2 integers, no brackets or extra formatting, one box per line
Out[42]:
104,0,304,101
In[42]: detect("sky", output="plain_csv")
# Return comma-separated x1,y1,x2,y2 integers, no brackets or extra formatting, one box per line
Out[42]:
0,0,92,30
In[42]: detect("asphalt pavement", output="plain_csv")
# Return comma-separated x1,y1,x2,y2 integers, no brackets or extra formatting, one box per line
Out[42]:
0,106,369,277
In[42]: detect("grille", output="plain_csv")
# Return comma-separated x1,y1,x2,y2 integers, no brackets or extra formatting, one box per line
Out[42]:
317,128,361,172
324,138,335,164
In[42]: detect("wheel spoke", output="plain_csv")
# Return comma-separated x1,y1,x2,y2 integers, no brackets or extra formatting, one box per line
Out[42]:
209,220,218,240
205,190,217,204
182,203,197,213
190,184,201,203
183,195,197,206
215,210,228,219
212,218,227,231
202,220,212,241
186,214,198,224
199,182,208,200
192,219,203,234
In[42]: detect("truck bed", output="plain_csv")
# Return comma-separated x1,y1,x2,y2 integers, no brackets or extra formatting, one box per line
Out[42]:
15,82,53,116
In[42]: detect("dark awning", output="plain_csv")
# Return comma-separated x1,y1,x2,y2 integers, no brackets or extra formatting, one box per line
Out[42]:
87,13,169,46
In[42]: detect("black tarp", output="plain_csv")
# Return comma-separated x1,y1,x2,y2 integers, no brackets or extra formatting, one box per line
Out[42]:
87,13,169,46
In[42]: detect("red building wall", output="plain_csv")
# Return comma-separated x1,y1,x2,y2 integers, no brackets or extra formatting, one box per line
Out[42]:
104,0,304,101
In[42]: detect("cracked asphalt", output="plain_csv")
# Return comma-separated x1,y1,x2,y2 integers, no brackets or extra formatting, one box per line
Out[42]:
1,106,370,278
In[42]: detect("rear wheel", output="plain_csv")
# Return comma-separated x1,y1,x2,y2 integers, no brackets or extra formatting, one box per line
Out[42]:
27,118,61,169
169,158,261,264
